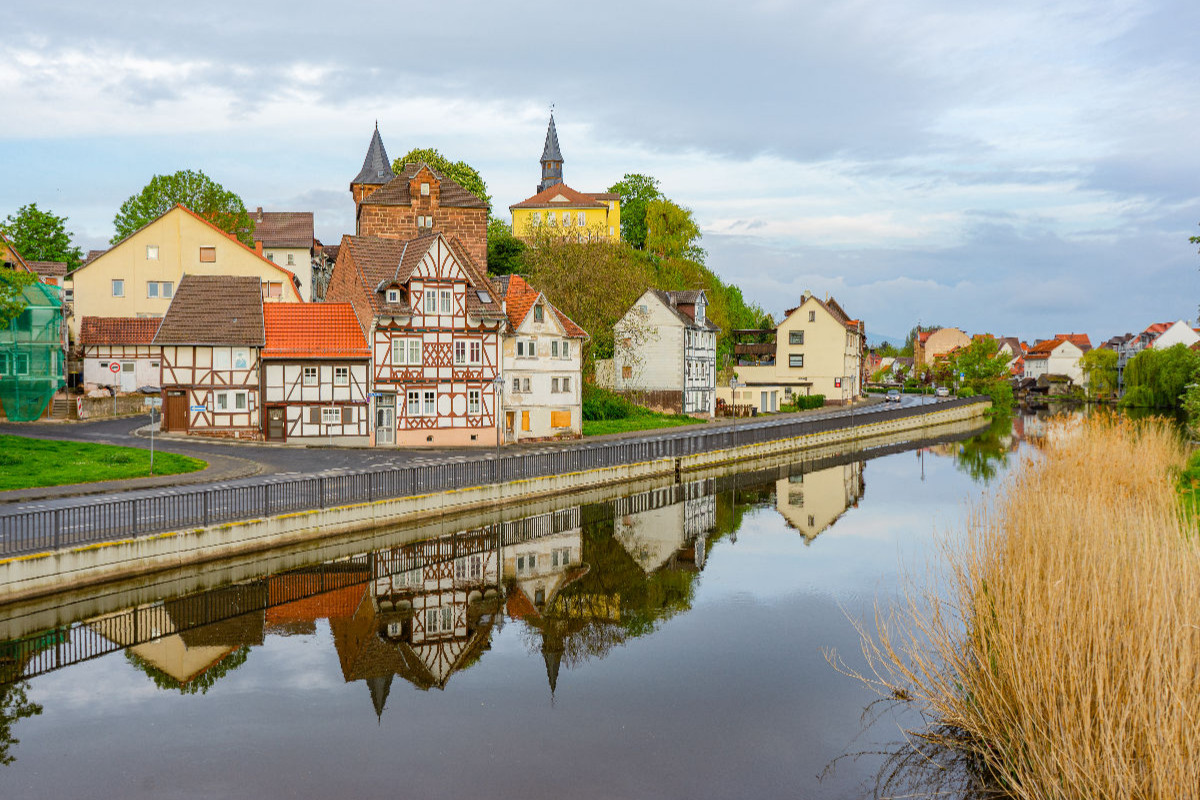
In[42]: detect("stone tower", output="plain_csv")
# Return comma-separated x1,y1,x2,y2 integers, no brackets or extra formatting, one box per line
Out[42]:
350,123,396,231
537,114,563,194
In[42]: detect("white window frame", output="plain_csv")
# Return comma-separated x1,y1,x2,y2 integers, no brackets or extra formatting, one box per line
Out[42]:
333,366,349,386
551,377,560,393
551,340,559,357
303,366,318,386
422,390,436,416
112,279,124,298
406,390,420,416
469,340,481,365
562,342,570,359
563,211,572,226
392,338,422,366
440,289,452,314
468,389,481,415
577,212,585,227
386,288,399,304
14,353,30,376
522,377,531,393
321,406,341,424
562,376,571,393
146,245,159,260
454,341,467,365
287,253,295,266
423,288,437,314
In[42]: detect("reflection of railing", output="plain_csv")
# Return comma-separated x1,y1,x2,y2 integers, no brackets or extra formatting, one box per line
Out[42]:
0,397,988,557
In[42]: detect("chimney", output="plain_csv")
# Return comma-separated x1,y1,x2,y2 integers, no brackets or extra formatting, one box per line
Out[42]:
255,207,264,222
255,241,264,255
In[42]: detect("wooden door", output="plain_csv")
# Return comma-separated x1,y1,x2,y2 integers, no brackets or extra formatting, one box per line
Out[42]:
265,406,286,441
163,390,187,432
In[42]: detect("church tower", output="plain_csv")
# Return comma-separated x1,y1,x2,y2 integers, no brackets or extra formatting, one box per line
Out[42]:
537,114,563,194
350,123,396,231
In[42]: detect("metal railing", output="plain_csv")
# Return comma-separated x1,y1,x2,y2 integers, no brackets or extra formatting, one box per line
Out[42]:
0,397,985,558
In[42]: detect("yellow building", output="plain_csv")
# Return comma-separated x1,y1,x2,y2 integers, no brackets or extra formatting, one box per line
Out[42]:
68,205,303,341
509,114,620,241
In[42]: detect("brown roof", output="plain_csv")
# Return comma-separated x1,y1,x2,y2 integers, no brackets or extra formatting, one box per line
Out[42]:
648,288,719,332
360,163,488,209
79,316,162,346
510,182,607,210
337,233,503,320
263,304,369,359
25,260,67,277
583,192,620,201
1054,333,1092,352
249,208,315,249
153,275,266,346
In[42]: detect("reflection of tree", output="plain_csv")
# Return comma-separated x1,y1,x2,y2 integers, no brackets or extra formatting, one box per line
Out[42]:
953,413,1013,483
124,645,250,695
0,681,42,766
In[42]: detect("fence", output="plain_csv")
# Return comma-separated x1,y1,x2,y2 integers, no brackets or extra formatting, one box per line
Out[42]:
0,397,985,558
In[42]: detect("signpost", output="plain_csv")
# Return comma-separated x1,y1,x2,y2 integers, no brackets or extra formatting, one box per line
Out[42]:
108,362,120,416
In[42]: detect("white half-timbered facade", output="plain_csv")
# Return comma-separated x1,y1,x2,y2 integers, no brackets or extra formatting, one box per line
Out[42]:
326,232,508,447
154,275,266,438
78,317,163,391
261,303,371,444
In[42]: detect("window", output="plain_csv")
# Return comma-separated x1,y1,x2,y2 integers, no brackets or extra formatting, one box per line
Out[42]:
469,340,481,364
528,340,536,358
522,378,531,393
423,390,435,416
789,354,805,368
0,353,7,375
147,281,158,299
264,282,282,299
790,330,805,345
578,212,585,226
392,339,421,366
512,377,520,393
112,279,124,297
552,340,559,357
214,390,248,411
386,288,399,303
420,182,430,196
199,246,216,263
468,389,481,415
303,366,318,386
550,410,571,429
808,310,816,322
321,407,341,424
440,290,452,314
530,212,540,227
287,253,295,266
533,305,544,323
146,245,159,260
551,377,560,393
552,547,571,567
622,365,633,379
516,341,523,357
334,366,349,386
267,253,275,262
425,605,452,634
562,376,571,392
563,211,571,226
454,341,467,365
232,348,250,370
516,553,537,574
562,342,570,359
406,390,421,416
609,225,614,236
147,281,173,299
14,353,29,376
424,288,437,314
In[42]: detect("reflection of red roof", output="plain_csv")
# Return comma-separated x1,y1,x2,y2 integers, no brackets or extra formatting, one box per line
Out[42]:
80,316,161,345
505,587,540,620
262,303,369,359
266,580,369,626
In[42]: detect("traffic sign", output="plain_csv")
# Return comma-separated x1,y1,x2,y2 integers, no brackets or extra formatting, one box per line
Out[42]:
144,397,162,407
108,362,121,374
190,405,206,412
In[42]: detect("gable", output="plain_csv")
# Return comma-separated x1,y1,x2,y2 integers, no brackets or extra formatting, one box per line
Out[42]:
411,237,468,282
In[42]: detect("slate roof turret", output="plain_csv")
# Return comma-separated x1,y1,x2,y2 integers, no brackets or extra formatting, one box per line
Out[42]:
541,113,563,162
352,123,395,187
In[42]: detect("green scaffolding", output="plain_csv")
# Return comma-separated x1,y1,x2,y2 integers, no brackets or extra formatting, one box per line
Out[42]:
0,283,65,422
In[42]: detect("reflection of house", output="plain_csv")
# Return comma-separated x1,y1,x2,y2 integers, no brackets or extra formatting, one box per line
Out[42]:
774,462,864,542
612,481,716,573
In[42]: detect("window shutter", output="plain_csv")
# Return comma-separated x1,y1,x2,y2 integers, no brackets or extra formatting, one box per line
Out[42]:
309,407,320,425
342,406,353,424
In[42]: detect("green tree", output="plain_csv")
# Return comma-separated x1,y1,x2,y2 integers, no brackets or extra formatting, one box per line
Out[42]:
487,218,525,275
0,268,37,327
1079,348,1118,400
113,170,254,246
644,198,704,261
948,337,1013,410
2,204,83,270
391,147,491,214
0,681,42,766
606,173,663,249
1121,344,1200,410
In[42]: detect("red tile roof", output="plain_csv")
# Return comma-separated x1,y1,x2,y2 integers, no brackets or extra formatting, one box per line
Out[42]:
1054,333,1092,352
492,274,588,338
79,316,162,345
509,182,608,210
360,163,488,209
262,303,369,359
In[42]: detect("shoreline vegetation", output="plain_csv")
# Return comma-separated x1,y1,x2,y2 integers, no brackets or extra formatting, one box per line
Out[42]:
0,435,206,490
834,415,1200,798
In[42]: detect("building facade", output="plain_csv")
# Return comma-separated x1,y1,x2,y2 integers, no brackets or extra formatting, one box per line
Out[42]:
249,208,318,302
79,317,162,391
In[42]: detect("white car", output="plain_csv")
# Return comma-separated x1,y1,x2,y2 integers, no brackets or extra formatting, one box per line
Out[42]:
935,386,950,397
885,389,902,403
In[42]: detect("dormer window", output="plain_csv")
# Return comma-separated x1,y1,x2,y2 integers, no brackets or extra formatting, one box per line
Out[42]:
386,288,400,304
533,305,544,323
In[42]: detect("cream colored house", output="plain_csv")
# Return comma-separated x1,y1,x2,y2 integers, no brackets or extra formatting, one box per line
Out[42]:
69,205,303,341
774,462,864,542
492,274,589,441
249,207,316,302
915,327,970,369
612,481,716,573
1023,337,1086,384
723,292,864,412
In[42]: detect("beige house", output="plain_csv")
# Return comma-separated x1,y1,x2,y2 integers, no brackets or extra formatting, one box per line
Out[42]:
723,293,865,412
774,462,864,542
914,327,970,369
69,205,303,341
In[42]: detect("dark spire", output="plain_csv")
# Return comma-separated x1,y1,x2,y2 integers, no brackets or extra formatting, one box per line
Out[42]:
352,125,395,186
367,674,393,722
537,113,564,193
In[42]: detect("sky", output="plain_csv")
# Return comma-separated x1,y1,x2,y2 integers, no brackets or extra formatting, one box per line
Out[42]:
2,0,1198,344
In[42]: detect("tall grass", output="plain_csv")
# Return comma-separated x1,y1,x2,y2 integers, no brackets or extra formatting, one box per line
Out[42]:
839,415,1200,799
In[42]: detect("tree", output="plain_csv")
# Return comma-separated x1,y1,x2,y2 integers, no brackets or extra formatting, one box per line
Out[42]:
113,170,254,246
487,218,525,275
1,204,83,270
1079,348,1119,400
1120,344,1200,410
0,269,36,328
607,174,663,249
947,337,1013,410
391,148,491,214
644,198,704,262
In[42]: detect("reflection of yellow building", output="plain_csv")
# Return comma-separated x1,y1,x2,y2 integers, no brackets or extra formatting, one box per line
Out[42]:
508,114,620,241
775,462,864,542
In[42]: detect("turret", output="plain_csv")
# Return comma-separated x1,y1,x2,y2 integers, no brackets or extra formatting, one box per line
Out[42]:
351,123,396,229
537,114,563,194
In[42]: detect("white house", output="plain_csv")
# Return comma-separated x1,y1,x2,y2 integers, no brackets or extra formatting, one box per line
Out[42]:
1023,337,1086,384
78,317,162,391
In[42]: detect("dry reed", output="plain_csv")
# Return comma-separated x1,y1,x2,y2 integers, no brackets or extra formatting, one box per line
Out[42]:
838,415,1200,799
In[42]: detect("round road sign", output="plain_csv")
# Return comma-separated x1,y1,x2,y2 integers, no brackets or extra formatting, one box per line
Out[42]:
108,362,121,374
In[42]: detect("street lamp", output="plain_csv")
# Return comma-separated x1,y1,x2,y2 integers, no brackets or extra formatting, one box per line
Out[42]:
492,375,505,459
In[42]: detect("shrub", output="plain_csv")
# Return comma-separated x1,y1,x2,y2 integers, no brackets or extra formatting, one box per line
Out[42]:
581,384,639,421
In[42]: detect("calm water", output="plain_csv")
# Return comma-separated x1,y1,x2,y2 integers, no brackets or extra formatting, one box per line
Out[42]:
0,416,1027,799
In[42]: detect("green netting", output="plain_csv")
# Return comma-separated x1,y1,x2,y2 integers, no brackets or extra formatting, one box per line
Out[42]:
0,283,65,422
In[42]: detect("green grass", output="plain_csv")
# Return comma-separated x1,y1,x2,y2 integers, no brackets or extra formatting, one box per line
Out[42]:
583,414,703,437
1178,447,1200,519
0,435,207,491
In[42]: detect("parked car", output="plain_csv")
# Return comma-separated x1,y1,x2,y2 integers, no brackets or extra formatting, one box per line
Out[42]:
935,386,950,397
886,389,902,403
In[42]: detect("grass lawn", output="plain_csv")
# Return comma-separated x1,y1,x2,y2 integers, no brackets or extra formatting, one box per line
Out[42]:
0,435,207,491
583,414,704,437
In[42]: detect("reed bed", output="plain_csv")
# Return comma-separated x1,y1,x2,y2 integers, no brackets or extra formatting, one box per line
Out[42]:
841,415,1200,799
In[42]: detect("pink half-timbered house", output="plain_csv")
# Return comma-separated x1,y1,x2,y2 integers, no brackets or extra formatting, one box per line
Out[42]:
154,275,265,438
261,303,371,444
326,231,506,447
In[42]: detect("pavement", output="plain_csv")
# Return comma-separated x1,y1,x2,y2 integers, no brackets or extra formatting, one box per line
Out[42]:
0,394,918,507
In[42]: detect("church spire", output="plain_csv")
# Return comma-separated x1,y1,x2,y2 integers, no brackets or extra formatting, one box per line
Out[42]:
352,123,395,187
537,113,563,194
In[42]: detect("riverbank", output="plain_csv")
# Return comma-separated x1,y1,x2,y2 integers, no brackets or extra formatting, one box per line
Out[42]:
845,415,1200,798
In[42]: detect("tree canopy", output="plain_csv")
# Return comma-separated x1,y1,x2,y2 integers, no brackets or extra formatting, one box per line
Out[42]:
392,147,491,214
1120,344,1200,410
943,337,1014,410
644,198,704,262
1079,348,1119,400
606,173,663,249
486,217,525,275
113,170,254,246
2,204,83,270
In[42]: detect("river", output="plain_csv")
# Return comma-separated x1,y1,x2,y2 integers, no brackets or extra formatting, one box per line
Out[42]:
0,414,1031,799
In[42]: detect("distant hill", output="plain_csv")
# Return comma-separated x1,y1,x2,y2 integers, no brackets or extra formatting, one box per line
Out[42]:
866,331,904,348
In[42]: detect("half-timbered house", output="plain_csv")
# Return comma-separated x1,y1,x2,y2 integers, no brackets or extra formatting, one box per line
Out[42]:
154,275,265,438
79,317,162,391
326,231,507,447
261,303,370,444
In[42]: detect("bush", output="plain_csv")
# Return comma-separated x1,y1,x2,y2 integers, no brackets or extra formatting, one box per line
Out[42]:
582,384,640,421
780,394,825,412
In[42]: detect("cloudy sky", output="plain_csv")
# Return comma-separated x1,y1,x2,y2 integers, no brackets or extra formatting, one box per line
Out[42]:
3,0,1197,342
